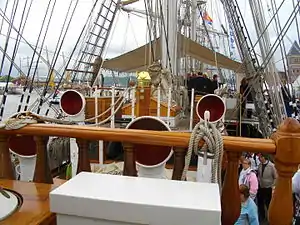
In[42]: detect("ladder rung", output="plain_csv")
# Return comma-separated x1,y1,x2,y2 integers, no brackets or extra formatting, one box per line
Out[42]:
65,69,95,74
86,41,103,48
100,14,113,22
102,4,115,14
111,0,118,6
78,61,94,65
82,51,98,57
94,22,109,31
90,32,105,39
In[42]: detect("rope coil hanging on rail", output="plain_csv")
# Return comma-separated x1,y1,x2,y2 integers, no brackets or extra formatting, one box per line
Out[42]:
182,120,224,190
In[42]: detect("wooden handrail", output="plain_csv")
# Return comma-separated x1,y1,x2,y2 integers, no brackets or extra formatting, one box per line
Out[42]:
0,123,276,153
1,118,300,225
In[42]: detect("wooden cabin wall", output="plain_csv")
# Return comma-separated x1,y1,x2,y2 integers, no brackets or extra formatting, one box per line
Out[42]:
123,98,177,117
85,97,122,123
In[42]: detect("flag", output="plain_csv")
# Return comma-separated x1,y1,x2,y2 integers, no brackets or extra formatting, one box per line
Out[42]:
203,11,213,26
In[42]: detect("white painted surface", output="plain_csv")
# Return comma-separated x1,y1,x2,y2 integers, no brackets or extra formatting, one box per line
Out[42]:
70,138,78,177
0,190,19,220
122,115,180,128
50,172,221,225
57,214,145,225
197,157,213,183
10,153,36,182
98,140,104,165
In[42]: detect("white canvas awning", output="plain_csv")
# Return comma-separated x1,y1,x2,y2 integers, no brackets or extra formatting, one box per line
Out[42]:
102,33,245,73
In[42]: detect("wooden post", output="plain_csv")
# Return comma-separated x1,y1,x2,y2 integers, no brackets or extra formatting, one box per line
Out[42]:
221,151,241,225
269,118,300,225
33,136,53,184
0,135,14,179
76,139,91,174
122,143,137,176
136,87,151,116
172,147,186,180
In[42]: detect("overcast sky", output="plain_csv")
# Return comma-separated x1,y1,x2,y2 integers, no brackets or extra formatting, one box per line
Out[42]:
0,0,299,79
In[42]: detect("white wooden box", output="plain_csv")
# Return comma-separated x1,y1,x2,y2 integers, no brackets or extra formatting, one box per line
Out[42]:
50,172,221,225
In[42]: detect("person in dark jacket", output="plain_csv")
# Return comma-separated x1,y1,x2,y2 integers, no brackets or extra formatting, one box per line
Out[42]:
187,72,214,104
212,74,219,91
193,72,214,94
240,78,253,118
281,84,293,117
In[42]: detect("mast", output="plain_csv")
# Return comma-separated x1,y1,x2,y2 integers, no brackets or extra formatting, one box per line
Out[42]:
160,0,178,76
190,0,197,71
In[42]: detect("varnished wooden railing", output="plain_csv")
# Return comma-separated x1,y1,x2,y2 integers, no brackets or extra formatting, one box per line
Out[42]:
0,118,299,225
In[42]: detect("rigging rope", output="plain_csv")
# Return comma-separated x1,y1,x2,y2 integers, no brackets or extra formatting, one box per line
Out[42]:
37,0,79,114
16,0,55,113
0,9,64,81
72,0,120,84
144,0,155,62
182,120,224,191
220,0,299,134
45,0,101,115
26,0,75,112
292,0,300,45
198,6,223,80
268,0,290,88
0,0,19,120
157,0,173,74
0,0,28,120
51,0,100,91
0,0,18,71
0,0,9,33
26,0,69,112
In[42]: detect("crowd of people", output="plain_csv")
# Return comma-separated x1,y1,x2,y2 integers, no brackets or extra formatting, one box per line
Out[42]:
235,153,277,225
187,72,220,103
234,153,300,225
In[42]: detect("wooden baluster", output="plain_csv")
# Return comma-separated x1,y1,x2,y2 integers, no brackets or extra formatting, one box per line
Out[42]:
76,139,91,174
0,135,14,179
172,147,185,180
33,136,53,184
269,118,300,225
221,151,241,225
122,143,137,176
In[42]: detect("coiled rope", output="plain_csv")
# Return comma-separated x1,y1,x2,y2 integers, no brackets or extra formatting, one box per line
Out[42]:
182,120,224,190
